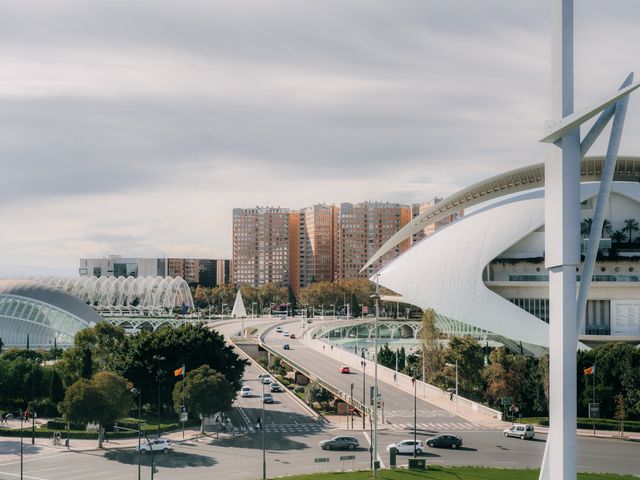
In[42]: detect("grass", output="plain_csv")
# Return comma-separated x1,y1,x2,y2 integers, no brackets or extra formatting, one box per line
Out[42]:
278,467,639,479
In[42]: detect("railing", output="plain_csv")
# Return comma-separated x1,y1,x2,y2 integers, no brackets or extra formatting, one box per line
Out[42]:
259,341,371,418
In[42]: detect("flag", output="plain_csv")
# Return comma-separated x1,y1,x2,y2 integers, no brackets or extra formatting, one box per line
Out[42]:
584,365,595,375
174,365,185,377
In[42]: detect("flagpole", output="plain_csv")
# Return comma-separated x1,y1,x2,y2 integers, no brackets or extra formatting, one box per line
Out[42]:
592,362,596,437
182,365,186,439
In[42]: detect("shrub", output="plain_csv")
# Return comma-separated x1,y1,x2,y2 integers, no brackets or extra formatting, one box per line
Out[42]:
294,386,305,393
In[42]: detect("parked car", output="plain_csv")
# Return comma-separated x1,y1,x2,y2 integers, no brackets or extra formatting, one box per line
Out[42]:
276,327,283,333
426,434,462,449
261,375,273,384
240,386,253,397
319,436,359,451
138,438,173,454
283,343,290,350
289,333,296,339
262,393,274,404
270,383,283,393
386,439,425,455
503,423,535,440
339,366,351,374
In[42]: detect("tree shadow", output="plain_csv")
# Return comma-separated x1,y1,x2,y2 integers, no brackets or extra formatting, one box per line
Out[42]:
210,432,309,451
0,439,44,455
104,449,217,468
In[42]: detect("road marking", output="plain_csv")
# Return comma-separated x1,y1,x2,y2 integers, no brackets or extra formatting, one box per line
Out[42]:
362,431,385,469
0,453,70,468
0,471,50,480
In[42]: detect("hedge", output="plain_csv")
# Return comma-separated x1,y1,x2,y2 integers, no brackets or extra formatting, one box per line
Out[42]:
527,417,640,432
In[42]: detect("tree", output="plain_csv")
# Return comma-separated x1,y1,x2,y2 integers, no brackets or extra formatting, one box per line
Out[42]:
439,336,484,400
602,219,613,238
622,218,639,243
173,365,235,434
614,393,627,437
122,323,246,417
305,382,333,410
611,230,627,244
60,371,132,448
421,309,441,383
581,218,593,237
49,368,65,405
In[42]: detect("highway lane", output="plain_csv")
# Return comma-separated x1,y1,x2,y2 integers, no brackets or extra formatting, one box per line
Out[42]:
262,321,485,433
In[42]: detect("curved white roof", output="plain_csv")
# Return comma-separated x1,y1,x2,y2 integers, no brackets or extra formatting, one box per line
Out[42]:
374,175,640,348
35,275,194,312
0,279,102,347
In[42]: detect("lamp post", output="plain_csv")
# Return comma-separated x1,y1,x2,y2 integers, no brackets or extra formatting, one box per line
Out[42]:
20,411,23,480
152,355,166,437
30,356,41,445
252,302,256,318
261,380,266,480
131,388,142,480
446,360,459,413
412,372,417,458
350,382,355,429
360,357,366,429
371,275,380,478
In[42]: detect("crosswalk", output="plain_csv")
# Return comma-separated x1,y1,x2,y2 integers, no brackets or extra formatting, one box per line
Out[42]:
263,423,323,434
390,421,484,431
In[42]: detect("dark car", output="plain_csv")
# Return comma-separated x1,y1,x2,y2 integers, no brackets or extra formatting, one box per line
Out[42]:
319,436,359,451
283,343,290,350
426,434,462,449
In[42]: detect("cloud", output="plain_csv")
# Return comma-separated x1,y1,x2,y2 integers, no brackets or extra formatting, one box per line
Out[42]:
1,0,639,273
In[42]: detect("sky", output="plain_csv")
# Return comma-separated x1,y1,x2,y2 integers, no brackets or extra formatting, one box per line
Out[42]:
1,0,640,277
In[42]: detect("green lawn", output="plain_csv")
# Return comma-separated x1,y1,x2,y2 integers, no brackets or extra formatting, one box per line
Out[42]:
278,467,639,480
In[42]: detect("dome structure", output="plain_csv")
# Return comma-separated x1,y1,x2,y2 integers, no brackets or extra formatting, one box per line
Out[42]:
0,279,103,348
372,156,640,349
35,275,194,315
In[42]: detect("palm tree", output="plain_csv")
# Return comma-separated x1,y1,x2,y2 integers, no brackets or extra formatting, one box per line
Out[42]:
581,218,593,237
611,230,627,244
622,218,640,244
602,219,613,238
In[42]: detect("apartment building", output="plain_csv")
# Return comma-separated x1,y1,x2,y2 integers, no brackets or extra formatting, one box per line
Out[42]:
79,255,231,287
297,204,336,295
412,197,463,244
334,202,412,280
232,207,291,287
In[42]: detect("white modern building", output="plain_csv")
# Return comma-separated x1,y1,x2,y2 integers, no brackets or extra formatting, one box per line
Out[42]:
370,156,640,351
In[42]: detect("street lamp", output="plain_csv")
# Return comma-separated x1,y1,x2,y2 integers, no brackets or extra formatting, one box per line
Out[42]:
446,360,459,413
371,274,380,478
330,304,335,317
30,356,41,445
350,382,355,429
152,355,166,437
360,356,366,429
261,380,266,480
131,388,142,480
412,372,417,458
252,302,257,318
20,410,24,480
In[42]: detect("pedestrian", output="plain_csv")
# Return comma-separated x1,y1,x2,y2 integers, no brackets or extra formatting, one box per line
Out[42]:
330,345,333,351
255,417,262,430
449,392,454,401
393,373,397,383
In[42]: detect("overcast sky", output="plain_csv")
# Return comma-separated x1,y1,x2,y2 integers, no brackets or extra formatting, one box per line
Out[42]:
1,0,639,276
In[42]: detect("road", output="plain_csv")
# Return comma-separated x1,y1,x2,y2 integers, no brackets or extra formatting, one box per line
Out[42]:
1,318,637,479
261,319,481,433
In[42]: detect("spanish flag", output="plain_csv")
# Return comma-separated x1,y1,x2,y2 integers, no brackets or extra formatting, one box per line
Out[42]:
174,365,185,377
584,365,595,375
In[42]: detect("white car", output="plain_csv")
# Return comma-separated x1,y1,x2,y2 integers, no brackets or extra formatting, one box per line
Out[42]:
261,375,273,384
503,423,535,440
138,438,173,454
276,326,283,333
283,331,290,337
240,386,253,397
385,439,425,455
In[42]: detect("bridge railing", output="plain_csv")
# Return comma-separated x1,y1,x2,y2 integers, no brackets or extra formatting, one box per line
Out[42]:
258,333,371,419
302,336,503,421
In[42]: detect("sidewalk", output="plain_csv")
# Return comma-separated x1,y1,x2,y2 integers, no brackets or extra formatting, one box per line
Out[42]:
534,424,640,441
0,420,228,452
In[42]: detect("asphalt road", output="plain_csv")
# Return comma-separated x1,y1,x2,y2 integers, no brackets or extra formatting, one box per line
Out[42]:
261,320,479,432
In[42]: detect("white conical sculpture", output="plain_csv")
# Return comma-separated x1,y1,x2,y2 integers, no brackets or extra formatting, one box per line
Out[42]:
231,290,247,318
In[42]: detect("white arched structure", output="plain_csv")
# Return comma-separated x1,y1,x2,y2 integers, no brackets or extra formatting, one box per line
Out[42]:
372,157,640,349
35,275,194,315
